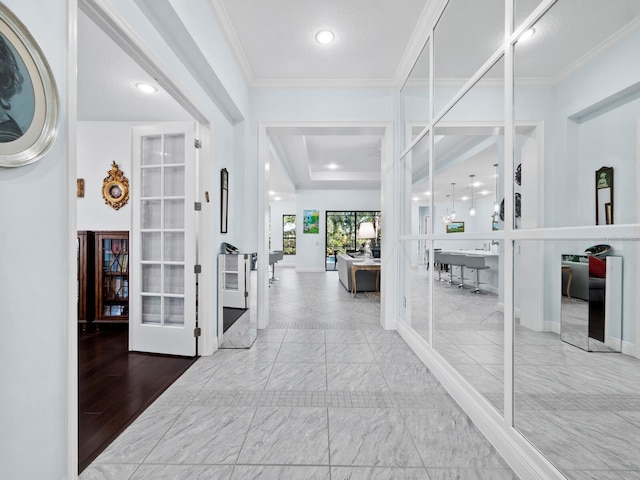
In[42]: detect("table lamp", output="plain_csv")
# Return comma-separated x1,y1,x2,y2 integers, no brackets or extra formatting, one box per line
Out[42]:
358,222,376,263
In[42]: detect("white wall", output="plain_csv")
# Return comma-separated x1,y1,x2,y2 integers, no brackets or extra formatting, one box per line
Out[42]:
77,121,145,230
0,1,71,478
295,190,381,271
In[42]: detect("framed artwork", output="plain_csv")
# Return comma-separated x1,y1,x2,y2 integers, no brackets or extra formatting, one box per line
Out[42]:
0,4,58,168
102,162,129,210
221,168,228,233
446,221,465,233
595,166,613,225
303,209,319,234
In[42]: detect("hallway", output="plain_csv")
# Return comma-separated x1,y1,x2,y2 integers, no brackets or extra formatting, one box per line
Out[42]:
80,268,517,479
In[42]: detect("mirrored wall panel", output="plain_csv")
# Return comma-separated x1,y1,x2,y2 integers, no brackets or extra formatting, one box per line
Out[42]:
433,58,504,235
514,0,545,31
433,0,504,115
433,238,504,413
514,238,640,480
401,39,430,149
405,132,431,236
406,239,430,340
514,0,640,229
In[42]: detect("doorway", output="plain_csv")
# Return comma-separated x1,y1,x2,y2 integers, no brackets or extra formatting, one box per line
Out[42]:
75,5,205,473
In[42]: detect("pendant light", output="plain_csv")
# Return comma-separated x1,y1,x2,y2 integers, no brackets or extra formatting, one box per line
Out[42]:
442,194,451,224
493,163,500,213
469,174,476,216
450,183,456,220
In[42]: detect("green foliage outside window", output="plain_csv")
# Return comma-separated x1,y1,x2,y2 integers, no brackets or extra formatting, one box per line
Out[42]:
325,211,381,257
283,214,296,255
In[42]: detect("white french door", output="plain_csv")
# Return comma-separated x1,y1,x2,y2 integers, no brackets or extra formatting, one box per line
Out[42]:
130,122,197,356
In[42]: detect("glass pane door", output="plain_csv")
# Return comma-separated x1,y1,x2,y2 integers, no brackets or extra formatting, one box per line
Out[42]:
131,123,196,356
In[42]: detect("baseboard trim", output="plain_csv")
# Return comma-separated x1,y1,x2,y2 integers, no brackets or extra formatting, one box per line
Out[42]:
544,321,561,335
396,321,567,480
622,340,637,358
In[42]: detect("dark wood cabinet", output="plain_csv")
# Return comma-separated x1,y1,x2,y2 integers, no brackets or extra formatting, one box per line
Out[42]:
77,231,95,326
94,231,129,323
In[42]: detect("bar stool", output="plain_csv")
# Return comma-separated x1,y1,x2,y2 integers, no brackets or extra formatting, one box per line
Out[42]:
434,250,446,281
465,254,489,293
447,253,466,288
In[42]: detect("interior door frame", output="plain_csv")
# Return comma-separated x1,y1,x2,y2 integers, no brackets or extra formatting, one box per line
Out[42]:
71,0,212,477
258,122,394,330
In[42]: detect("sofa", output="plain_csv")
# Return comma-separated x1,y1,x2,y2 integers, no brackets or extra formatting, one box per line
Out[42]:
337,253,380,292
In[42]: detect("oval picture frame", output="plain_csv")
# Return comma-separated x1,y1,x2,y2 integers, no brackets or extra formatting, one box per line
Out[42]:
0,4,58,168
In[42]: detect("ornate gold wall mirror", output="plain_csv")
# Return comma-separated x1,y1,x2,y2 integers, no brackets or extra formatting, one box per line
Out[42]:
102,161,129,210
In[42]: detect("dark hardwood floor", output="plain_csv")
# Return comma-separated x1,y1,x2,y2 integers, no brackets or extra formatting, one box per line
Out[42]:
78,324,197,473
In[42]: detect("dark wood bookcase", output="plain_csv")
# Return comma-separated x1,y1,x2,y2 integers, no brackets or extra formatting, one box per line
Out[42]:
77,231,95,327
94,231,129,323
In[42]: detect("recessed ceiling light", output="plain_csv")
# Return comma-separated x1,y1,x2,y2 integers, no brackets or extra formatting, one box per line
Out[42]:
412,197,419,201
274,197,282,201
519,27,535,43
424,191,431,196
480,190,490,195
269,191,275,196
327,163,338,170
316,30,335,45
136,83,157,94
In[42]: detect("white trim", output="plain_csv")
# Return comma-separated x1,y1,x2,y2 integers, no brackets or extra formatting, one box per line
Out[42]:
393,0,445,88
294,268,326,273
553,16,640,86
68,1,79,478
252,78,396,89
208,0,255,85
622,340,637,358
636,119,640,360
258,123,270,329
397,321,567,480
544,321,561,335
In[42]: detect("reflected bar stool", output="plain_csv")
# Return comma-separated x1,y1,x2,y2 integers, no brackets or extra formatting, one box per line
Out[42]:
448,254,466,288
434,250,446,281
465,254,489,293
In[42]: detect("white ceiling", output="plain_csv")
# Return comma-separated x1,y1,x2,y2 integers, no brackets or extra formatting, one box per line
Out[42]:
77,9,191,122
77,1,640,203
212,0,431,87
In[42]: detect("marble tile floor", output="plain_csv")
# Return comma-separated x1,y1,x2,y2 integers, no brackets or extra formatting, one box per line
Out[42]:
407,265,640,480
80,268,518,480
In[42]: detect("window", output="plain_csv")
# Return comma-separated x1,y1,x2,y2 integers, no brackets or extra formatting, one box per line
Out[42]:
325,211,380,270
282,214,296,255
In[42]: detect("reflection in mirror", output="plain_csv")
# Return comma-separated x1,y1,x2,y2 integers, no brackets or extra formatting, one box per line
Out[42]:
434,57,504,236
433,0,503,115
401,39,430,148
406,132,431,236
433,239,504,413
560,253,622,352
595,166,614,225
514,239,639,479
430,57,505,414
514,0,640,229
404,133,431,336
514,0,545,32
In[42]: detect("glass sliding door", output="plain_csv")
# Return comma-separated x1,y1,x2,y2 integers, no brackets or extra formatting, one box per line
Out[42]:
325,211,381,270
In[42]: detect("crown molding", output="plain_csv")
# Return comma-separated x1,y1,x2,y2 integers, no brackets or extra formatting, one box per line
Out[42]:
250,78,396,90
552,16,640,85
393,0,447,88
208,0,255,85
